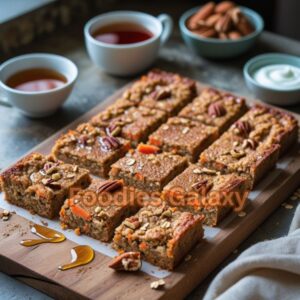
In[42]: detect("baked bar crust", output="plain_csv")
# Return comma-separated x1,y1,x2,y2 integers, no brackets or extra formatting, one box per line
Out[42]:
148,117,218,162
179,88,248,133
199,130,280,187
0,153,91,219
110,150,188,192
91,106,167,145
121,69,197,115
60,179,139,242
162,164,251,226
113,203,204,270
52,123,131,178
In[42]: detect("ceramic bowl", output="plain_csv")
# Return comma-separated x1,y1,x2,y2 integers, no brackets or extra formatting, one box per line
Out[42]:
0,53,78,118
179,6,264,59
244,53,300,106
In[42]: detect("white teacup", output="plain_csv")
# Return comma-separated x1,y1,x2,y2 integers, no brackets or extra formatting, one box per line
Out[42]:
0,53,78,118
84,11,173,76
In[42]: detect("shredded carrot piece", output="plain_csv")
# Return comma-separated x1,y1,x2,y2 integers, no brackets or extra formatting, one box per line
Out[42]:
135,172,144,180
137,143,160,154
139,241,149,251
71,205,91,221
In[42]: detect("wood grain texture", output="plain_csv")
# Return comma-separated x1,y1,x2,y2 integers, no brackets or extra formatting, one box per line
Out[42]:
0,81,299,300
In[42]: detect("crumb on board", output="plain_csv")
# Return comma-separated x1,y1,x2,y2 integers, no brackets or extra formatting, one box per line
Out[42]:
150,279,165,290
238,211,246,217
1,210,11,221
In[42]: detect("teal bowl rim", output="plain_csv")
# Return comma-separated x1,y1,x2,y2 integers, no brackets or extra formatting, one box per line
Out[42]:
243,53,300,93
179,6,264,44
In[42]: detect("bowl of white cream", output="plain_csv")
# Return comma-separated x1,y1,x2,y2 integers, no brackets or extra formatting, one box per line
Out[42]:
244,53,300,106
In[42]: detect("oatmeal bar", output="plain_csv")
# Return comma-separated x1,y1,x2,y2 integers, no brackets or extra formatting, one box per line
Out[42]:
110,150,188,192
148,116,218,162
199,130,280,187
121,69,197,115
229,104,298,155
0,153,91,219
60,179,139,242
179,87,248,133
91,106,167,145
113,203,204,270
162,164,251,226
52,123,131,178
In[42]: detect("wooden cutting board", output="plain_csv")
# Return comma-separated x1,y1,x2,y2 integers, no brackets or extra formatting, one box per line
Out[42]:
0,81,299,300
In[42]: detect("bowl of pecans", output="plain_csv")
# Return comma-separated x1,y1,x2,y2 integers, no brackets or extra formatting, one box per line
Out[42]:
179,1,264,58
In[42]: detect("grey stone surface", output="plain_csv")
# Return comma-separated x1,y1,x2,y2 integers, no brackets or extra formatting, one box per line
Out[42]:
0,27,299,299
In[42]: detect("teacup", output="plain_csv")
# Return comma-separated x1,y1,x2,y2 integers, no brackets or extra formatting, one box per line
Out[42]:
0,53,78,118
84,11,173,76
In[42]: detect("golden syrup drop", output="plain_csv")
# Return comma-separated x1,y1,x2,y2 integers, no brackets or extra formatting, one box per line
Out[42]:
58,245,95,271
20,224,66,247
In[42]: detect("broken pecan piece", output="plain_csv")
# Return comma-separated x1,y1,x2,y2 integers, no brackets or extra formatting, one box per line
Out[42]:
192,179,213,194
97,179,123,194
234,120,252,136
99,136,121,151
208,102,226,117
109,252,141,271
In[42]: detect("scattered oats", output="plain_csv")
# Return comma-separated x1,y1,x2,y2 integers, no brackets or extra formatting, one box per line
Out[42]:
284,204,293,209
150,279,165,289
193,168,202,174
162,125,169,130
3,210,10,216
238,211,246,217
161,221,171,229
2,216,9,221
185,254,192,261
126,158,136,166
182,127,190,134
95,206,101,213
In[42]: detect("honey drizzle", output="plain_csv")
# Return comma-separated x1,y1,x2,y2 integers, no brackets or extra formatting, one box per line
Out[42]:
58,245,95,271
20,224,66,247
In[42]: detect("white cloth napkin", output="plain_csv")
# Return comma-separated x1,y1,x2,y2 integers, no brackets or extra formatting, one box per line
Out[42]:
204,204,300,300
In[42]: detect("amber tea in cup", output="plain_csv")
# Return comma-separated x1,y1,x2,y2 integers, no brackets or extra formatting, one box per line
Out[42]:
6,68,67,92
92,22,153,45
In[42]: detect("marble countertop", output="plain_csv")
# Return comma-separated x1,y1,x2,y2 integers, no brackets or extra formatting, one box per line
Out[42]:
0,27,299,299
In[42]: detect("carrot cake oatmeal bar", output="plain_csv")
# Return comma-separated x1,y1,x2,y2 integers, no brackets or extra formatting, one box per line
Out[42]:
148,116,218,162
91,105,167,145
199,130,280,187
109,148,188,192
229,104,298,155
113,203,204,270
120,69,197,115
60,179,139,242
162,164,251,226
0,153,91,219
179,87,248,133
52,123,131,178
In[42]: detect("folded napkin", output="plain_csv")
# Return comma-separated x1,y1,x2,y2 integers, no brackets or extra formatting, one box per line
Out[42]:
204,204,300,300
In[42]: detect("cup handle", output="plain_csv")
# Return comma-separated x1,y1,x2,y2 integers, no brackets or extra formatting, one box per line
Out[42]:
157,14,173,46
0,87,12,108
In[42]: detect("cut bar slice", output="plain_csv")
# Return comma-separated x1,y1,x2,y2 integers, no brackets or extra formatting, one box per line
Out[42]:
179,87,248,133
60,179,140,242
91,106,167,146
199,130,280,187
110,150,188,192
162,164,251,226
52,123,131,178
148,116,218,162
229,104,298,155
113,203,204,270
121,69,197,115
0,153,91,219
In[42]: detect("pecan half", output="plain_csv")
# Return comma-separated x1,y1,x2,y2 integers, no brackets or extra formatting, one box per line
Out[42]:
215,1,236,14
208,102,226,117
234,120,252,136
99,136,121,151
97,179,123,194
215,14,232,33
154,87,172,101
109,252,141,271
187,2,216,30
